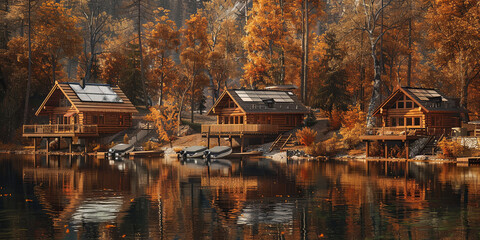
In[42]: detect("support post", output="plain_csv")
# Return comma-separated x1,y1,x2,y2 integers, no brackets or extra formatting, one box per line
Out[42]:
384,142,388,159
33,138,37,152
366,141,370,157
218,136,221,146
207,127,211,148
229,136,233,148
405,140,409,160
46,138,49,154
84,139,88,154
241,136,245,153
68,138,72,153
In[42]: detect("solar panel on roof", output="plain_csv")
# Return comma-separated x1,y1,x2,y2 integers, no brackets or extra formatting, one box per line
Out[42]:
69,83,123,103
235,90,295,102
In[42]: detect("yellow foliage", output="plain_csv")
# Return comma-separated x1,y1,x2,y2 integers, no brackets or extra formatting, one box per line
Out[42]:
341,104,366,130
143,141,162,151
438,138,465,158
123,134,129,144
145,104,179,147
305,134,340,157
329,109,342,130
296,127,317,147
340,122,366,149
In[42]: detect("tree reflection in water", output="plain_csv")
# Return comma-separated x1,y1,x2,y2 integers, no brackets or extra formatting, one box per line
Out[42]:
1,154,480,239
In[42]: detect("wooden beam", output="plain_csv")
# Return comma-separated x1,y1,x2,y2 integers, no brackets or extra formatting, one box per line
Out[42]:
46,138,49,154
241,136,245,153
229,136,233,148
366,141,370,157
405,140,409,160
217,136,221,146
385,142,388,158
68,138,72,153
33,138,37,152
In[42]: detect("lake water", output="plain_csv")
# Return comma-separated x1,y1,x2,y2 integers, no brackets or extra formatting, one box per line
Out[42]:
1,154,480,239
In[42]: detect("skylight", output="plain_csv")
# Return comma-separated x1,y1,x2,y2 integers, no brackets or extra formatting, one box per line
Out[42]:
69,83,123,103
235,90,295,103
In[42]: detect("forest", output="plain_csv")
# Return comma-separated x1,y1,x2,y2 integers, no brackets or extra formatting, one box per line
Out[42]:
0,0,479,143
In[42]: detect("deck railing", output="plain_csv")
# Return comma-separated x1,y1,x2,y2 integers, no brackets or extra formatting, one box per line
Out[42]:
364,127,451,136
201,124,279,135
23,124,98,136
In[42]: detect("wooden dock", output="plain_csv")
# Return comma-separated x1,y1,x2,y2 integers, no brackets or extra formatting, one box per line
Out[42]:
457,157,480,164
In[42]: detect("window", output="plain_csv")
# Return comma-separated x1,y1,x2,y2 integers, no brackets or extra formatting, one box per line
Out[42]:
397,102,404,108
406,102,413,108
399,118,405,126
99,114,105,124
92,115,98,124
414,117,420,126
406,118,412,126
240,116,244,124
391,118,397,127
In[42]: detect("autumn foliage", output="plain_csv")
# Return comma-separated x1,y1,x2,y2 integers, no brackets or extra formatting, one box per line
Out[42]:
296,127,317,147
438,138,466,158
145,104,179,147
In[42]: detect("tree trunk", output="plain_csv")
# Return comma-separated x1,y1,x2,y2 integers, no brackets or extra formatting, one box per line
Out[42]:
407,15,412,87
190,91,194,123
158,55,164,106
138,0,148,107
367,47,382,128
461,77,470,122
23,0,32,125
303,0,308,104
52,55,56,83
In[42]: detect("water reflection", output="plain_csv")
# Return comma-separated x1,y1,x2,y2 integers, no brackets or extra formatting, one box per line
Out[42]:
3,154,480,239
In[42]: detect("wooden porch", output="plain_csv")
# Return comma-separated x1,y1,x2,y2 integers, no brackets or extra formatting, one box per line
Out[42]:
360,127,452,141
23,124,99,138
201,124,279,152
201,124,279,136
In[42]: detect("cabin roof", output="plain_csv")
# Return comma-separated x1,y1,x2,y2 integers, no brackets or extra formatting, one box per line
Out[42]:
373,87,465,116
208,89,309,115
36,82,138,116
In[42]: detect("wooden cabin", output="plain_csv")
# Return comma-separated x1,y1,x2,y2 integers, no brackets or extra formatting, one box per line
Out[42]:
201,89,308,150
372,87,464,134
361,86,466,158
23,81,138,140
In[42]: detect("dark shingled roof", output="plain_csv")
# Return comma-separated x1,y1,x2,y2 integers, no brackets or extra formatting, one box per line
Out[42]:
373,87,466,116
211,89,309,114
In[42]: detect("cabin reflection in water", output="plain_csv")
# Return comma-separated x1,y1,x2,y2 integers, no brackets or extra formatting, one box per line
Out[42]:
3,155,480,239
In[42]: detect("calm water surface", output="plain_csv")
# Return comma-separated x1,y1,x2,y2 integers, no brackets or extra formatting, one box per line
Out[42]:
1,154,480,239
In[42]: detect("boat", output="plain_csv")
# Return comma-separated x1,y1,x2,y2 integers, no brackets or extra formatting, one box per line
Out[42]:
178,146,208,160
107,143,134,161
203,146,232,159
180,158,232,170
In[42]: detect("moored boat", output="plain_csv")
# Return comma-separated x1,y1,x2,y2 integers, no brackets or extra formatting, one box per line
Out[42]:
178,146,208,160
203,146,232,159
107,143,134,161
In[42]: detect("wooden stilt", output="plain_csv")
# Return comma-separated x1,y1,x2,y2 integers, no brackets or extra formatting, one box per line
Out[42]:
405,140,409,160
217,136,221,146
68,138,72,153
207,127,211,148
241,136,245,153
46,138,49,154
33,138,37,152
384,142,388,159
229,136,233,148
366,141,370,157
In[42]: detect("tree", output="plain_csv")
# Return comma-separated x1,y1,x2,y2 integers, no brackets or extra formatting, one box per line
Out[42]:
242,0,300,89
144,7,180,106
426,0,480,121
203,0,244,104
75,0,113,83
145,104,178,148
178,10,209,127
34,0,82,83
313,32,349,116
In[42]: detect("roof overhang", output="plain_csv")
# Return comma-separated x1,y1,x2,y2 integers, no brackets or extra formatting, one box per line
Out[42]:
372,87,427,116
35,82,78,116
207,90,246,115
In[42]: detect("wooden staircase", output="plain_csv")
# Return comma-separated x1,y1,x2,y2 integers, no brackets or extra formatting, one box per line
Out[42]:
269,133,295,152
419,134,444,156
